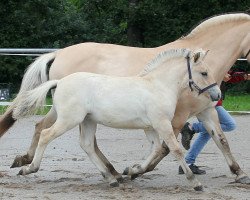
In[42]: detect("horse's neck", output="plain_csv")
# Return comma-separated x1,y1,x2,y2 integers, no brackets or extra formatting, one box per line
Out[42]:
159,21,249,83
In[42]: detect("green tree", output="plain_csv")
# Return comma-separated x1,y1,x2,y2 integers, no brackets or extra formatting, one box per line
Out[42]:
0,0,249,93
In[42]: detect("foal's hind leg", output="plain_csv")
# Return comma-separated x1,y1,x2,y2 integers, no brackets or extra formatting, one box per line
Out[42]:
18,117,77,175
79,124,123,183
123,129,168,179
79,118,119,187
11,108,57,168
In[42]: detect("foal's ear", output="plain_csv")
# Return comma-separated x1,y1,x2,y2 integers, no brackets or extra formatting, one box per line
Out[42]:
193,52,201,63
193,49,209,64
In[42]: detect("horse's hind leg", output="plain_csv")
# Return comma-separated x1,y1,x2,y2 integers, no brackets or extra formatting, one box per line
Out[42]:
123,129,169,179
79,118,119,187
11,107,57,168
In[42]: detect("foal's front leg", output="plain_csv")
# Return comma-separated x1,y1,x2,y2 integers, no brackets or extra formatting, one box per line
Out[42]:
154,119,203,191
197,107,250,184
123,129,169,179
79,119,119,187
79,123,123,184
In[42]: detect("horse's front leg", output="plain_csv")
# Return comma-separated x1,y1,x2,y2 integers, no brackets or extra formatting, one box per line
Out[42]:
154,119,203,191
197,107,250,184
11,108,56,168
123,129,169,179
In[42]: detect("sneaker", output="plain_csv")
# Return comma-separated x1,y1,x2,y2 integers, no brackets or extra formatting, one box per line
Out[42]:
181,122,195,150
178,164,206,175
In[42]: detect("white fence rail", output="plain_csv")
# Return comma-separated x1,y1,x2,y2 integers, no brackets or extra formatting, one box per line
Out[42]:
0,48,59,56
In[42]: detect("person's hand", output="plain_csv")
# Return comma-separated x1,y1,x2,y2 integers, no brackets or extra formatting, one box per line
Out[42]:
244,74,250,80
223,73,231,82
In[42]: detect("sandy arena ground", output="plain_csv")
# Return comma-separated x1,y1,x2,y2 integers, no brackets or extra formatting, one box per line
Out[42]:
0,115,250,200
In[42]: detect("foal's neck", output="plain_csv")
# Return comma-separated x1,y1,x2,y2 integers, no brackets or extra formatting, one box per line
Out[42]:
145,59,188,94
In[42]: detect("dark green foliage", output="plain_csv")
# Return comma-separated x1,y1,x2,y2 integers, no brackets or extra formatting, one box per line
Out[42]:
0,0,249,94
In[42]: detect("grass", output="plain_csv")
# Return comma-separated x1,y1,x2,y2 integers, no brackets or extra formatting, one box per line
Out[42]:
0,95,250,116
0,97,52,115
223,94,250,111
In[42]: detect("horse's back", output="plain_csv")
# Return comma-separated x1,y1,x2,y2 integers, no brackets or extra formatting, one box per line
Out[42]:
49,42,158,80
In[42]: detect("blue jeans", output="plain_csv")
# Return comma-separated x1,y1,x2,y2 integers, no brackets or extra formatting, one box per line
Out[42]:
185,106,236,165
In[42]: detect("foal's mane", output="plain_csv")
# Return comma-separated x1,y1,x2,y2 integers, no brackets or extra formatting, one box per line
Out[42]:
139,48,190,76
182,13,250,40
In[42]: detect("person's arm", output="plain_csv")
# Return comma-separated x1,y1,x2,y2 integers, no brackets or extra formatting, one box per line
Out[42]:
227,72,250,83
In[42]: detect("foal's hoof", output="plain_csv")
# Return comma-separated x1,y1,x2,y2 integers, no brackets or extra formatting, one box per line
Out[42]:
123,167,130,175
110,181,119,187
17,165,38,176
194,185,203,191
11,155,31,168
116,176,124,183
235,176,250,184
131,174,139,180
18,168,25,175
123,166,140,180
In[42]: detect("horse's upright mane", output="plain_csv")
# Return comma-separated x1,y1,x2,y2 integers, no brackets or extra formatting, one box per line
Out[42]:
139,48,190,76
182,13,250,40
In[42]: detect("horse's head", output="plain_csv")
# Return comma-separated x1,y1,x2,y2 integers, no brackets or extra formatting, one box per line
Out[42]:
186,49,221,102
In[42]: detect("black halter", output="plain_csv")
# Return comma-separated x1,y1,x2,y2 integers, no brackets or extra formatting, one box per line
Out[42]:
186,55,217,95
244,49,250,59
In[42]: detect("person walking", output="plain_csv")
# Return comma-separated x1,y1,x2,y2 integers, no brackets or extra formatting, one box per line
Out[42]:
179,70,250,175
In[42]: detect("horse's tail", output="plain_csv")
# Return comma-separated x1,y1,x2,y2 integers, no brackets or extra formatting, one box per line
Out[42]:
0,52,56,137
19,52,56,93
13,80,59,120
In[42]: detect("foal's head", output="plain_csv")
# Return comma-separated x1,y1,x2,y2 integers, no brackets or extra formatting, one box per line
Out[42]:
186,49,221,102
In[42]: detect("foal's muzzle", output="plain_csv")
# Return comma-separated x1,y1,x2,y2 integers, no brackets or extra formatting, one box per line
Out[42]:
207,86,221,102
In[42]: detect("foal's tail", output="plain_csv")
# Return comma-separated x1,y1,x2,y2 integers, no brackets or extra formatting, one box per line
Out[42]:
0,52,56,137
13,80,59,120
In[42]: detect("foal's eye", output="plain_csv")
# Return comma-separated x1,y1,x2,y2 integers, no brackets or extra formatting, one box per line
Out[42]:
201,72,208,76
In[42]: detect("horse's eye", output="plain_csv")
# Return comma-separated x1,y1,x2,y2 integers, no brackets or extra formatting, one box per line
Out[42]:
201,72,208,76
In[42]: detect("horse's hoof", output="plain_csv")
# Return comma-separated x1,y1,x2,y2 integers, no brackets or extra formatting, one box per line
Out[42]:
123,167,129,175
131,174,139,180
110,181,119,187
194,185,203,191
236,176,250,184
11,155,31,168
116,176,124,183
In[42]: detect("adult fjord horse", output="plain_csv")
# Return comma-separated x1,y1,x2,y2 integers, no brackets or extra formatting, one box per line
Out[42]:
1,13,250,184
12,49,220,190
